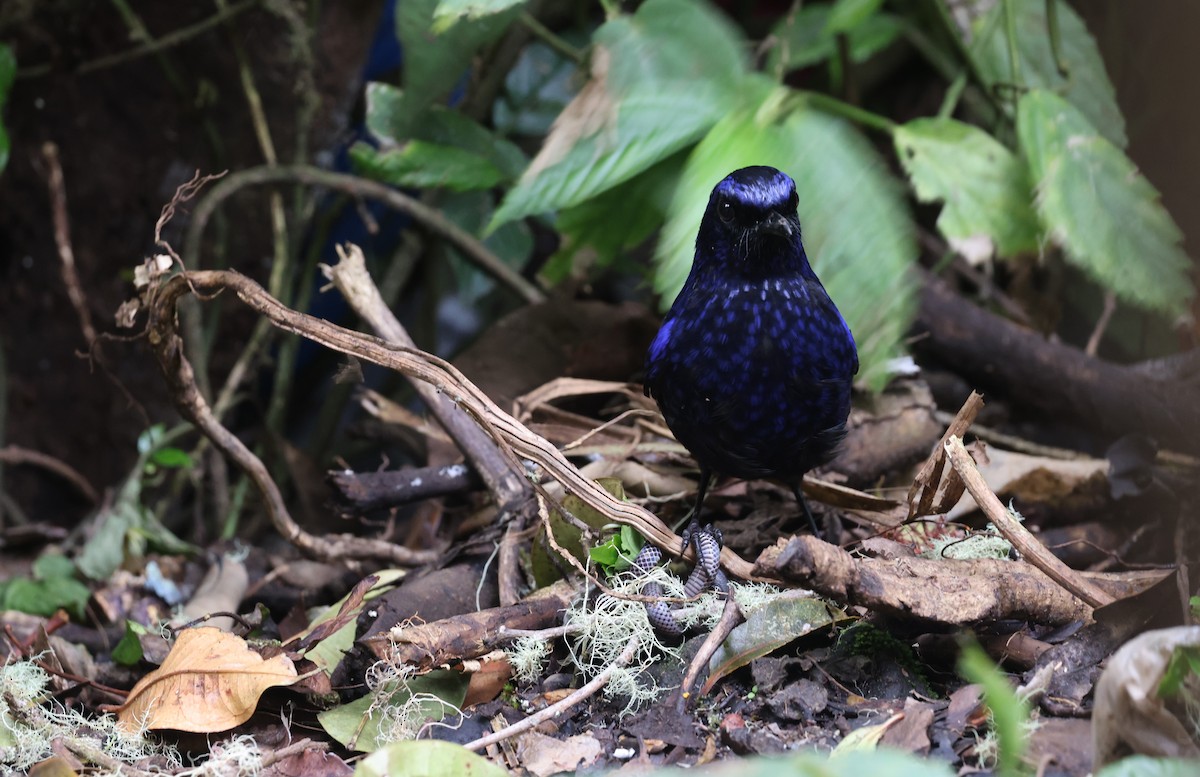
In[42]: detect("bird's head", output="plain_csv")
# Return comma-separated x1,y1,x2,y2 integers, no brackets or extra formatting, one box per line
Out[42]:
695,166,812,279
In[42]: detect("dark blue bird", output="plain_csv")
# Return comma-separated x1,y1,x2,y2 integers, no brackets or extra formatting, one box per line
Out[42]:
644,166,859,537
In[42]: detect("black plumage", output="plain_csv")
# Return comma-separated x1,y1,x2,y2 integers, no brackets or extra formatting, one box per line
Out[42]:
644,166,859,534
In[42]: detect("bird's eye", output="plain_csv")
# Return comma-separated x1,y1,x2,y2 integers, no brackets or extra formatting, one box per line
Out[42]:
787,190,799,212
718,197,736,225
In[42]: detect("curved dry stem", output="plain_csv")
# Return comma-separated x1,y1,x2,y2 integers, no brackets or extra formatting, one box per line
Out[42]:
181,165,546,305
144,269,755,578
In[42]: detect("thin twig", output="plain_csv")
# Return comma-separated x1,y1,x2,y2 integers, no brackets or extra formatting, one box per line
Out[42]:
325,244,531,514
41,143,96,347
17,0,262,79
0,446,100,504
142,269,755,578
463,636,640,751
1085,291,1117,357
944,435,1113,608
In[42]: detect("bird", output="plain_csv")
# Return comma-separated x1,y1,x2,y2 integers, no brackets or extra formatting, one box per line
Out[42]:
644,165,859,540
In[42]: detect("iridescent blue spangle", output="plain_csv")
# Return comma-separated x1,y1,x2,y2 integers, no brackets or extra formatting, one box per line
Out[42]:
644,166,859,533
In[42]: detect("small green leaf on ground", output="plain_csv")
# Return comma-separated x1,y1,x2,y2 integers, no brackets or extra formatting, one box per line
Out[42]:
354,740,506,777
1018,89,1194,315
318,670,469,753
112,621,149,666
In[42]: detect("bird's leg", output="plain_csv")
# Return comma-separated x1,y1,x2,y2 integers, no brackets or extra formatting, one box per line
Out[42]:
678,467,713,555
791,482,822,540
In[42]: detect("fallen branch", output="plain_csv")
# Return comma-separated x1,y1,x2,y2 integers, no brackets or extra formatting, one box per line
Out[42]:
323,244,531,515
756,535,1094,625
360,580,576,667
915,271,1200,456
945,434,1114,608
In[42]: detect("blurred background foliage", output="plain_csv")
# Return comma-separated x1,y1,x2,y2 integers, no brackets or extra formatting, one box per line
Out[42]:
353,0,1192,389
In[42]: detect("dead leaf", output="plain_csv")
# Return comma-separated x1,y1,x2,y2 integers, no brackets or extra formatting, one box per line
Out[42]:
516,731,602,777
115,627,298,733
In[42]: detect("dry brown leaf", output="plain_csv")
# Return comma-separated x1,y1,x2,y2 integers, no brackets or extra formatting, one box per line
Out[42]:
115,626,297,733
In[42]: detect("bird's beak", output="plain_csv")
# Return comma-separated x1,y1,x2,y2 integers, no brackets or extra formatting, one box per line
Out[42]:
760,211,793,238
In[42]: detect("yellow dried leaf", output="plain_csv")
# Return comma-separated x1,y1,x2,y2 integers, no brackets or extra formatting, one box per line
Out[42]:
116,627,297,733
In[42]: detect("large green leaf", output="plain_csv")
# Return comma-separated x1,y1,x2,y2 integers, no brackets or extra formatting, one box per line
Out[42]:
391,0,520,136
542,151,685,283
1018,89,1193,315
365,85,527,178
489,0,748,228
895,117,1040,260
654,91,917,390
0,44,14,175
432,0,528,32
824,0,886,35
765,4,900,75
351,141,507,192
970,0,1126,148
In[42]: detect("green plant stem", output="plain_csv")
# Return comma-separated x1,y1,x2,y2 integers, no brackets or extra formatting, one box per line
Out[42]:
900,15,998,123
1003,0,1021,86
801,91,896,135
1045,0,1070,78
520,12,584,65
938,71,968,118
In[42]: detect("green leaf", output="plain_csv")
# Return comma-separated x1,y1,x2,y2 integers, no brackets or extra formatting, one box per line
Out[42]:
112,621,148,666
970,0,1126,148
149,446,192,469
765,4,900,75
654,91,917,391
1096,756,1200,777
0,572,90,620
32,552,77,581
490,0,749,228
433,0,528,32
392,0,520,136
824,0,886,35
365,85,527,179
319,670,469,752
351,141,507,192
437,189,533,303
959,641,1030,777
1156,644,1200,698
1018,89,1193,315
354,740,506,777
493,40,579,137
895,117,1041,260
707,597,839,690
543,151,684,284
0,44,14,175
